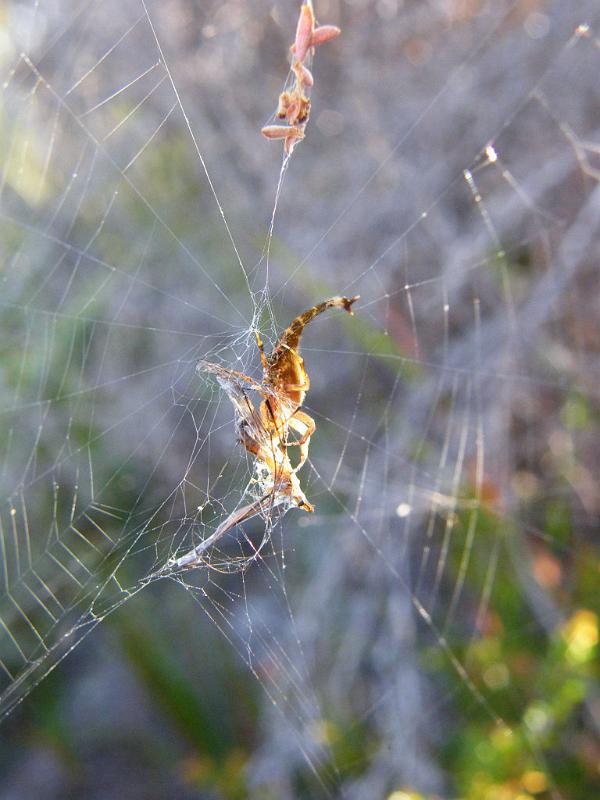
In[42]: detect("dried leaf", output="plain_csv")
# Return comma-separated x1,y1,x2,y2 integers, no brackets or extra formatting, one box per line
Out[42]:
293,60,314,87
294,2,315,63
261,124,303,140
311,25,341,48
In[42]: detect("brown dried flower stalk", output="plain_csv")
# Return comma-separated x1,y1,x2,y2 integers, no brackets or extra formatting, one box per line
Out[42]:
261,0,340,155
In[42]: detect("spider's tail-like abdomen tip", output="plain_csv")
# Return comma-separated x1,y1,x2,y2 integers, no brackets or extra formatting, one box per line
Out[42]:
342,295,360,315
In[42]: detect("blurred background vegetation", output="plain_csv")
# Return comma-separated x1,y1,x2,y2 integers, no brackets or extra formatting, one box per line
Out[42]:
0,0,599,798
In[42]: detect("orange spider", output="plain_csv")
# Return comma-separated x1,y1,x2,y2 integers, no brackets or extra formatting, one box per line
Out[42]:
171,296,359,569
255,295,359,473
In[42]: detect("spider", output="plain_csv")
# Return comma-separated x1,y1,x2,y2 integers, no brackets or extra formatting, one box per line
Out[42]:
254,295,359,473
170,296,359,570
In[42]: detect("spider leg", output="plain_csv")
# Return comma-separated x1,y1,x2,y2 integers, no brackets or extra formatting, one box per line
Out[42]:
286,410,315,446
285,379,310,392
271,296,360,357
255,331,269,371
173,494,276,569
286,410,316,472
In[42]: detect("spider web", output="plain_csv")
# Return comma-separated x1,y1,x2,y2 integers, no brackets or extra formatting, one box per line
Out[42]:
1,1,600,797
